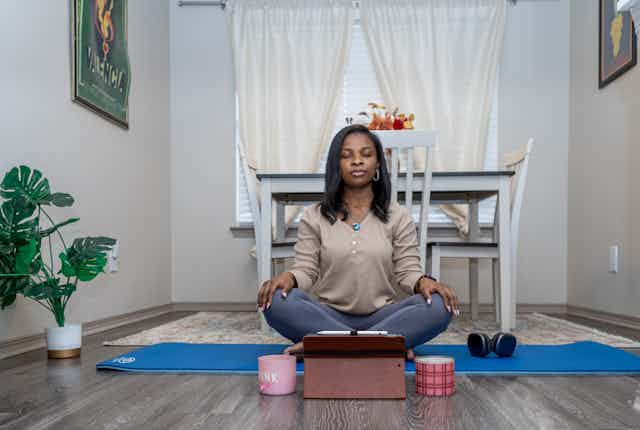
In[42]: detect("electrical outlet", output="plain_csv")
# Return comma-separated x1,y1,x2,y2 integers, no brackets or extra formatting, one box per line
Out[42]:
108,241,119,273
609,245,619,273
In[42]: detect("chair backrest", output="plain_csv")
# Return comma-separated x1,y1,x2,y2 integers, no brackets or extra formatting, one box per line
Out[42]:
372,130,437,272
498,138,534,272
237,141,263,256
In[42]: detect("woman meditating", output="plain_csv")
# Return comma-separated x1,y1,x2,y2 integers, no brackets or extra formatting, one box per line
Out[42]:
258,124,460,360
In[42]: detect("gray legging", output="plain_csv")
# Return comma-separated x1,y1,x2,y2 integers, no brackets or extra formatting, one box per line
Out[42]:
263,288,452,348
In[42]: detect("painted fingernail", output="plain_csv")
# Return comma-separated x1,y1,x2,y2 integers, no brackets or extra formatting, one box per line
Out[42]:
267,303,271,309
282,292,287,298
427,299,432,305
447,305,452,312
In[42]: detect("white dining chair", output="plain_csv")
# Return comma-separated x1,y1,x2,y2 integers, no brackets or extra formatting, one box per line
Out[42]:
427,138,534,326
375,130,436,272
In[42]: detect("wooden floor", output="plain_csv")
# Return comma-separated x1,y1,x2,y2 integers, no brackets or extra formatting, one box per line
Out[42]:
1,312,639,430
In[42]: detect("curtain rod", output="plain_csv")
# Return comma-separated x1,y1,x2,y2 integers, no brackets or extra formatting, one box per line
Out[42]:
177,0,518,10
178,1,226,8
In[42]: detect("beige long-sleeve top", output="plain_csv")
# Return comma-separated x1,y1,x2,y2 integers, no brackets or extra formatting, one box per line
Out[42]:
288,202,424,315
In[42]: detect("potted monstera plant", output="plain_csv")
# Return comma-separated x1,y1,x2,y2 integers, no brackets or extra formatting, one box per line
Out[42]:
0,166,115,358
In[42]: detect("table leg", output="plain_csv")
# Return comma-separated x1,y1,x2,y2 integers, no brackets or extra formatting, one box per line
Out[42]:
259,179,273,332
468,200,480,320
498,179,513,331
274,201,287,277
511,248,518,329
430,245,441,281
492,258,501,324
275,202,286,242
469,259,479,320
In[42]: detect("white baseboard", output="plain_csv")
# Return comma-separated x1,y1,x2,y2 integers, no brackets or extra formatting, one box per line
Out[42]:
0,304,172,360
171,302,257,312
566,305,640,331
0,333,45,360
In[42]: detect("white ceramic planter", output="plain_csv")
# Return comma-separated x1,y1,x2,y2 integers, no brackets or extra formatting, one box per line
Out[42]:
46,323,82,359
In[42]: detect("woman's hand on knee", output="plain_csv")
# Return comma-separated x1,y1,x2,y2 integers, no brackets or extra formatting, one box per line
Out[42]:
257,272,297,311
416,278,460,316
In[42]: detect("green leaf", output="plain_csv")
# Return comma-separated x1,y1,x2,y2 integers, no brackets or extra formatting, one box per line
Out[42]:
49,193,74,207
39,217,79,239
0,203,12,243
58,236,116,282
57,283,76,297
23,278,59,300
0,254,14,274
0,166,51,209
0,267,29,303
13,194,38,221
59,253,75,278
0,201,38,243
22,279,45,300
30,239,43,274
1,294,16,309
60,252,108,282
0,242,13,255
15,240,37,274
23,279,76,301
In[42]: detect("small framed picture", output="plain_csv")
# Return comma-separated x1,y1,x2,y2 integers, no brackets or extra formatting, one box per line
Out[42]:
599,0,637,89
72,0,131,128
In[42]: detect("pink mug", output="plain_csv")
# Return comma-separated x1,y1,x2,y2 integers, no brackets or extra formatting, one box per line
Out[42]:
258,354,297,395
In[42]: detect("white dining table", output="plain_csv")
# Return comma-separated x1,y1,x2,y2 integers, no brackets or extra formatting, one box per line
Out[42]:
256,170,516,332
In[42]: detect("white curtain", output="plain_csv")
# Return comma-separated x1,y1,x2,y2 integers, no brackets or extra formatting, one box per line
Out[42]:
227,0,353,173
360,0,506,235
227,0,353,259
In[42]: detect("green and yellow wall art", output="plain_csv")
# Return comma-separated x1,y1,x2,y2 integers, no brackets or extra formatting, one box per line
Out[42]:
599,0,637,88
72,0,131,128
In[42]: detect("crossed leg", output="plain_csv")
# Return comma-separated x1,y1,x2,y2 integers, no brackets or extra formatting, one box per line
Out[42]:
263,288,452,359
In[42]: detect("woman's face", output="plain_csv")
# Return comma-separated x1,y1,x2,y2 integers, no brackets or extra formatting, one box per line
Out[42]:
339,133,379,189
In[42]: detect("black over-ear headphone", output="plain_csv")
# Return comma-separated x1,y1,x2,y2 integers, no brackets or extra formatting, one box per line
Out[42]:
467,332,517,357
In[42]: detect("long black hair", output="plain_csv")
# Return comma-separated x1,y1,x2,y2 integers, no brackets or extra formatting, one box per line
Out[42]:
320,124,392,224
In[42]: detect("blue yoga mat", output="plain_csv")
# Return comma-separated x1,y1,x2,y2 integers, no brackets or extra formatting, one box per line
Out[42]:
97,341,640,375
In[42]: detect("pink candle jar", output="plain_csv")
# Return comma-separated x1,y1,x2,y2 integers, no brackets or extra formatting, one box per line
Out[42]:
258,354,297,396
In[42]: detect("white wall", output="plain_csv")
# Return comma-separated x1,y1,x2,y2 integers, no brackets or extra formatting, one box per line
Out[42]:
568,0,640,317
169,0,571,306
0,1,172,342
498,0,570,305
170,1,257,303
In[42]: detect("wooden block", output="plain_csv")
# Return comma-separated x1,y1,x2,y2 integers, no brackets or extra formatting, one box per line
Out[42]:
302,335,406,399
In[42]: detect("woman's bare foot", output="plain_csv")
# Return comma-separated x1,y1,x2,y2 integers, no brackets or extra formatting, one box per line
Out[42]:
284,341,304,356
406,348,415,361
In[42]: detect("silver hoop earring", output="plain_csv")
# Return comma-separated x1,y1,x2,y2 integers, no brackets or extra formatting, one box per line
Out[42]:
373,169,380,182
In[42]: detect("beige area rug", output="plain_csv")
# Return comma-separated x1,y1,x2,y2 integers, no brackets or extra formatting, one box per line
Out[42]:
104,312,640,348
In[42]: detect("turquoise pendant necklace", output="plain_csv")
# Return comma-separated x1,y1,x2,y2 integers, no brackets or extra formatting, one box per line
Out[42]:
352,223,360,231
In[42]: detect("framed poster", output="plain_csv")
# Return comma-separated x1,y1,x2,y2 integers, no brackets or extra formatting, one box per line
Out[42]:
599,0,637,89
72,0,131,128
